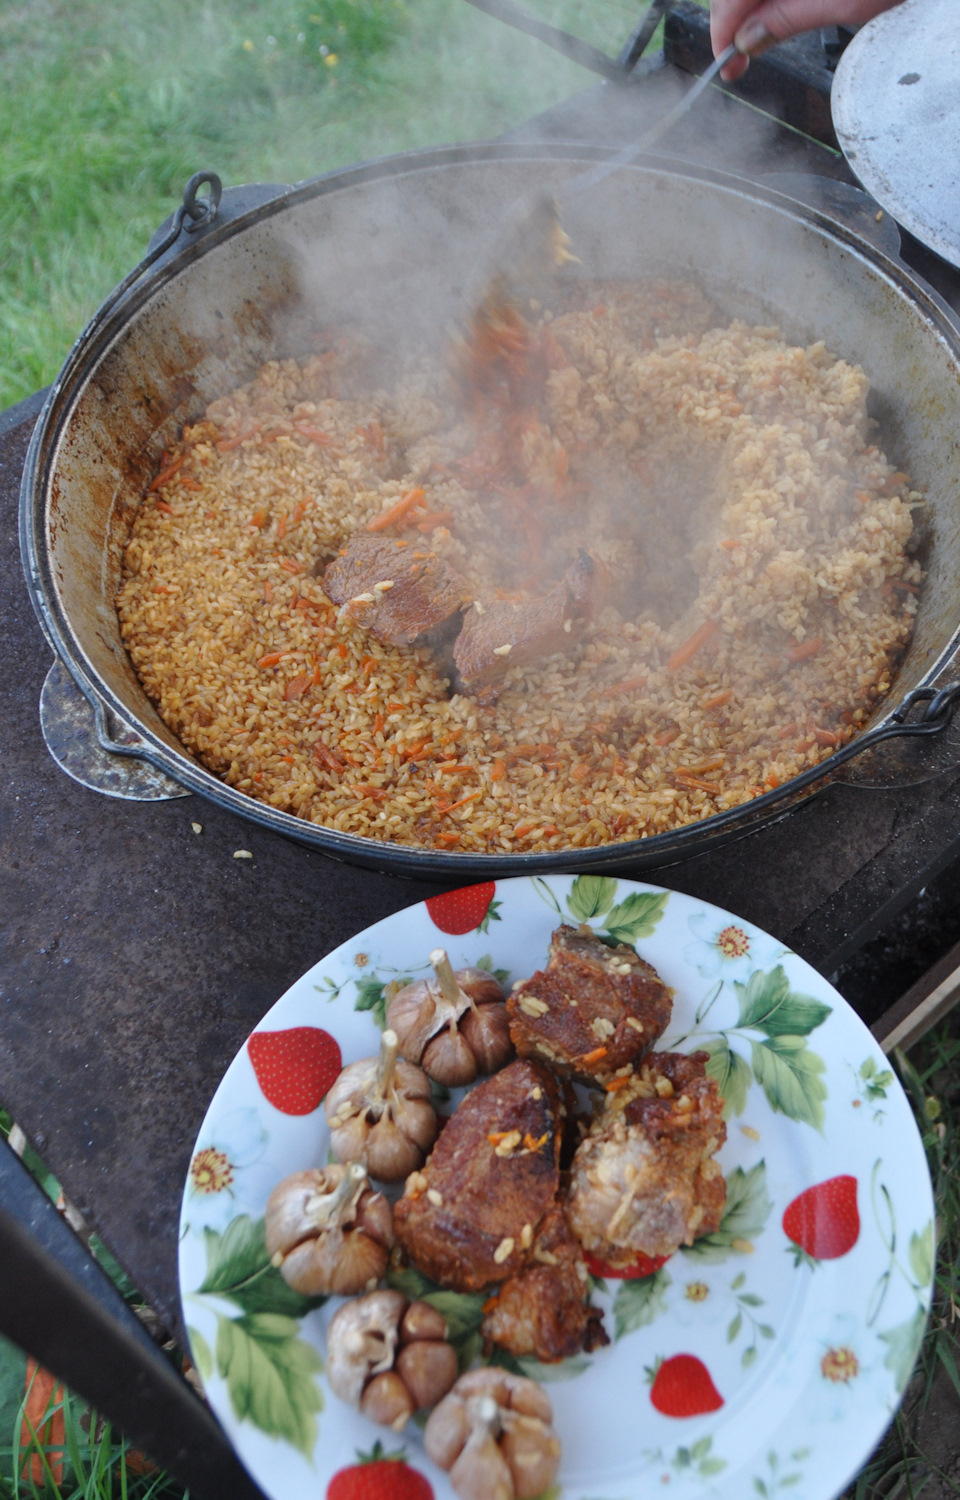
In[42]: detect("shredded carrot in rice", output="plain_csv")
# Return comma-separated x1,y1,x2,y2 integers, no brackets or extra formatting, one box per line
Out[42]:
783,636,822,662
667,619,719,672
580,1046,608,1067
366,488,426,532
148,454,186,490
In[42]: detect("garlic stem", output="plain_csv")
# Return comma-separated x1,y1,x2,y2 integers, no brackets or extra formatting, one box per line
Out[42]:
305,1162,368,1226
430,949,476,1028
476,1395,501,1439
375,1028,400,1102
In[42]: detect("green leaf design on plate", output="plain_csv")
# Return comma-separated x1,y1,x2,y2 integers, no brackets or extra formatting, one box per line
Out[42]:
603,891,669,945
187,1325,214,1382
386,1266,486,1351
355,975,388,1030
908,1221,934,1288
734,968,832,1038
613,1266,671,1338
567,875,618,923
879,1305,928,1393
476,954,511,986
532,877,563,915
750,1036,827,1131
516,1355,592,1383
198,1215,325,1319
491,1349,592,1383
682,1162,773,1262
703,1039,752,1118
215,1311,323,1456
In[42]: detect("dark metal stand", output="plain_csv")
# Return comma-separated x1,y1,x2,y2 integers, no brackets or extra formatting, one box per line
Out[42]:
0,1139,266,1498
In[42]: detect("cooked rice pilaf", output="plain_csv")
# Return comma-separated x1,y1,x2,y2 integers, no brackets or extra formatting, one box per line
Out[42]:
116,280,922,854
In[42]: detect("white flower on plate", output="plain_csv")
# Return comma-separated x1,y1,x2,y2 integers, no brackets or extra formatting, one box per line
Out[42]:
683,910,784,983
184,1105,267,1233
801,1310,875,1426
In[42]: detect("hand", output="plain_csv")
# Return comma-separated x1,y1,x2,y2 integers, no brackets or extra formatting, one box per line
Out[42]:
711,0,907,80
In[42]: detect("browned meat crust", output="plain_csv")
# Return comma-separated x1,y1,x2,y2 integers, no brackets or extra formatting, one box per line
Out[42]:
481,1206,609,1361
394,1059,563,1292
394,1058,604,1361
322,532,469,647
507,924,673,1084
566,1050,726,1264
453,552,596,691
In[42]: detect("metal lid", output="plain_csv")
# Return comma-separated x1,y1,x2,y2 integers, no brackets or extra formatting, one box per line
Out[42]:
832,0,960,269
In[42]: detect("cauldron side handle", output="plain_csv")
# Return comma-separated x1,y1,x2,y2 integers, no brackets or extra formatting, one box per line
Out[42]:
38,658,191,802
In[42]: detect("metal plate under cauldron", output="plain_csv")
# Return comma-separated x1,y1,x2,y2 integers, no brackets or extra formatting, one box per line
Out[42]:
831,0,960,270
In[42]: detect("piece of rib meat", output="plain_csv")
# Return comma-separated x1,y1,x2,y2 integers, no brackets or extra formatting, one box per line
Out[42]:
394,1058,603,1360
566,1050,726,1265
453,551,596,691
481,1206,608,1361
322,531,469,647
507,924,673,1085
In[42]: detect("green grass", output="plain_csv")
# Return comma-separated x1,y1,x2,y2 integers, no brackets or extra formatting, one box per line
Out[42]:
0,0,645,407
0,1381,186,1500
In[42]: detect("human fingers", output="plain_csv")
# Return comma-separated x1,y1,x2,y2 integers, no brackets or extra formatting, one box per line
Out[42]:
712,0,905,77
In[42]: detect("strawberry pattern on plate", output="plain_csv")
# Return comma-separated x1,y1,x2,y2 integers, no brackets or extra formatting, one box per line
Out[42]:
179,876,934,1500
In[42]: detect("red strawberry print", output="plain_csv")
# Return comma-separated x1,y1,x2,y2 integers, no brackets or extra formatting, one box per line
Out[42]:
328,1446,433,1500
648,1354,724,1418
782,1175,859,1265
585,1250,670,1280
426,882,501,935
247,1027,341,1115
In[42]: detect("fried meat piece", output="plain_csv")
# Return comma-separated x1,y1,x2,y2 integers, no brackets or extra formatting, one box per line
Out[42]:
322,531,470,647
566,1051,726,1265
507,924,673,1084
394,1058,602,1361
394,1059,561,1292
453,551,596,691
481,1206,608,1361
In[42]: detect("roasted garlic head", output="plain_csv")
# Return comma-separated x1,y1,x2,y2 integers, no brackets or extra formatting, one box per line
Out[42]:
424,1368,561,1500
387,950,512,1087
264,1162,393,1296
326,1289,458,1430
325,1029,438,1182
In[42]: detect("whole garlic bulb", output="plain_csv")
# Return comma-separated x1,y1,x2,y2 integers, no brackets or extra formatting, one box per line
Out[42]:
425,1368,561,1500
326,1289,458,1431
264,1162,393,1296
324,1029,438,1182
387,950,513,1088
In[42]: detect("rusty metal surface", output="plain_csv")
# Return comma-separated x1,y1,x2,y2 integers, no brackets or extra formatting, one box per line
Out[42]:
832,0,960,270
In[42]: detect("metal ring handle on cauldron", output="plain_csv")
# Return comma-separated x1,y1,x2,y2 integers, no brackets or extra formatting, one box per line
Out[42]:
720,678,960,816
94,171,222,324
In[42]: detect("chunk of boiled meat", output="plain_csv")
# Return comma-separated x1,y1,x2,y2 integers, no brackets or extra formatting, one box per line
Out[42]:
453,551,596,691
507,924,673,1085
566,1050,726,1265
322,531,470,647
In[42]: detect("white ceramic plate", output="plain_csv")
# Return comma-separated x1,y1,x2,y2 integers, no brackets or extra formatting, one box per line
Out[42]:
179,876,934,1500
